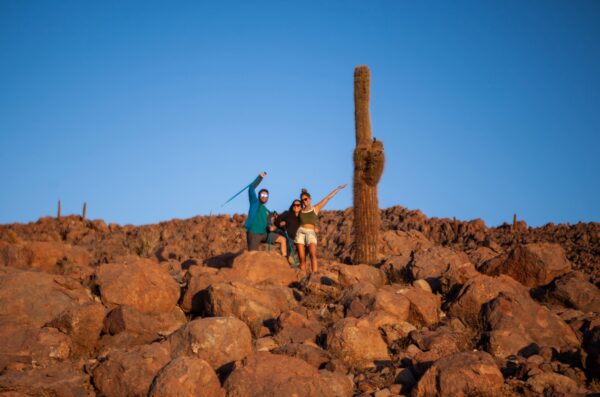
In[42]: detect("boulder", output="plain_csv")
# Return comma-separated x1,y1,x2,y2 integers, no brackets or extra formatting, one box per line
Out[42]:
379,230,432,258
92,342,172,397
0,362,94,396
180,266,232,313
230,250,297,286
448,274,529,328
95,257,180,314
198,281,297,335
224,352,347,397
325,317,391,370
331,263,386,288
550,271,600,312
527,372,588,395
483,292,580,358
480,243,572,288
273,342,331,369
0,240,92,278
148,356,224,397
0,269,91,327
379,255,412,284
48,301,106,357
168,317,252,370
104,305,186,340
467,246,500,268
583,325,600,380
408,246,476,293
273,310,322,344
412,351,503,397
0,320,72,370
394,286,441,327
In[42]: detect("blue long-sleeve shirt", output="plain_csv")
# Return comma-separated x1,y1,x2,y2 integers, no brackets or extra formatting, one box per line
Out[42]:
244,176,270,234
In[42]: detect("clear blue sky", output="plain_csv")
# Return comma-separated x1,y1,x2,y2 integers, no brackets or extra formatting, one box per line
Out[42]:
1,1,599,227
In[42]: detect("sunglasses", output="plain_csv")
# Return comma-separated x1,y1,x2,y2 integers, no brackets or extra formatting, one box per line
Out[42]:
292,203,301,207
260,194,269,198
302,197,310,202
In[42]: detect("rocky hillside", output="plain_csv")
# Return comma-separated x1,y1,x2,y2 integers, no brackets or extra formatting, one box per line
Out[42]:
0,206,598,396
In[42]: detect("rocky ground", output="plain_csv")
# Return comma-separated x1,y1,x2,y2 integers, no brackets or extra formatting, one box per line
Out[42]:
0,206,598,396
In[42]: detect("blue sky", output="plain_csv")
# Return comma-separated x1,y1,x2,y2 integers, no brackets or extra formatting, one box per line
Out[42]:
1,1,599,227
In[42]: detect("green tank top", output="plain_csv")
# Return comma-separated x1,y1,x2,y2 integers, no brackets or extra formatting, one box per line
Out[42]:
299,208,318,225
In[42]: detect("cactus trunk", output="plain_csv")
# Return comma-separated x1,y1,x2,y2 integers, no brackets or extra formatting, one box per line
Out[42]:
353,65,384,265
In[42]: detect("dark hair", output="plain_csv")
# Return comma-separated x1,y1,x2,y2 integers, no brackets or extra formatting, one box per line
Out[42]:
289,200,302,211
259,189,269,197
300,188,311,198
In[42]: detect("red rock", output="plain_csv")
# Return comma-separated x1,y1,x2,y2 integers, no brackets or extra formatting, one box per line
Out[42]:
148,356,224,397
274,310,323,344
332,263,386,288
168,317,252,370
92,342,172,397
550,271,600,312
483,292,580,358
408,246,475,293
273,342,332,369
48,301,106,357
481,243,572,288
394,286,441,327
103,305,186,340
325,317,391,370
379,230,432,258
198,281,297,335
224,352,346,397
230,250,297,286
527,372,588,395
180,266,232,313
0,268,91,327
412,351,504,397
0,240,92,278
467,246,501,268
95,257,180,314
0,362,94,396
448,274,529,328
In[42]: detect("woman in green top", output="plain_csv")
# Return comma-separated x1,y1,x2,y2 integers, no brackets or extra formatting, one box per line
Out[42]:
295,184,347,273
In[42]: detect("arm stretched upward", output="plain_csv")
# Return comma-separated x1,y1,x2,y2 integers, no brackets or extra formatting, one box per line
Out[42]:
314,183,348,212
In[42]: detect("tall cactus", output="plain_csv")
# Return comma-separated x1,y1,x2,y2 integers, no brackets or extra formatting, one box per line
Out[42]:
353,65,385,265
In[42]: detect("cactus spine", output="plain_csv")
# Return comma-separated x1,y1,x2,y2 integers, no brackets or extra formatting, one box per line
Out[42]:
353,65,384,265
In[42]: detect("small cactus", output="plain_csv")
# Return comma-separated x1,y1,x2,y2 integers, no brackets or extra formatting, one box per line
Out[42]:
353,65,385,265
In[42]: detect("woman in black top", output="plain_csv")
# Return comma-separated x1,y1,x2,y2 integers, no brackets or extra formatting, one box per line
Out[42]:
276,199,302,240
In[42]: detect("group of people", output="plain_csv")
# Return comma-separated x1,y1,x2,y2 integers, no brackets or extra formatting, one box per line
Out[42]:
244,172,347,273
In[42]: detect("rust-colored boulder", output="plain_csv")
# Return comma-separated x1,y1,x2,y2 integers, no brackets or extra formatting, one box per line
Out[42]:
448,274,529,327
527,372,588,395
394,286,441,327
92,342,172,397
550,271,600,312
0,319,72,370
168,316,252,370
331,263,386,288
379,230,432,258
230,250,296,286
0,269,91,327
273,342,332,369
408,246,476,293
104,305,186,340
48,301,106,357
198,281,297,335
0,362,94,396
95,257,180,314
273,310,323,344
412,351,503,397
325,317,391,370
480,243,572,287
180,266,233,313
148,356,224,397
483,292,580,358
224,352,348,397
0,240,92,278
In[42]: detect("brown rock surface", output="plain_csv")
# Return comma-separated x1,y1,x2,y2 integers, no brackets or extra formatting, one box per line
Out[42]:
550,271,600,312
92,342,172,397
325,317,391,370
198,281,297,335
412,351,504,397
48,301,106,357
0,362,94,396
148,356,224,397
408,246,475,292
481,243,572,287
230,250,296,286
223,352,348,397
395,286,441,327
95,257,180,314
483,292,580,358
103,304,186,340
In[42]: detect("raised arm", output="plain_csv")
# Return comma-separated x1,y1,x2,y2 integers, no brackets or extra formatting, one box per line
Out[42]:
315,183,348,212
248,172,266,204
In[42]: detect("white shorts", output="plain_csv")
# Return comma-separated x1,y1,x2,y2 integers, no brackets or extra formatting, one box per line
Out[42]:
295,227,318,245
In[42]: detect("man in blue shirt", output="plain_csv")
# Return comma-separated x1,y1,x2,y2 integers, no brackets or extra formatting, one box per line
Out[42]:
245,172,287,255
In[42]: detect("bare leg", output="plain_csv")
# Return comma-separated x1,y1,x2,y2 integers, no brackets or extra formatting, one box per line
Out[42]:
297,243,306,271
308,243,318,273
275,235,287,256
